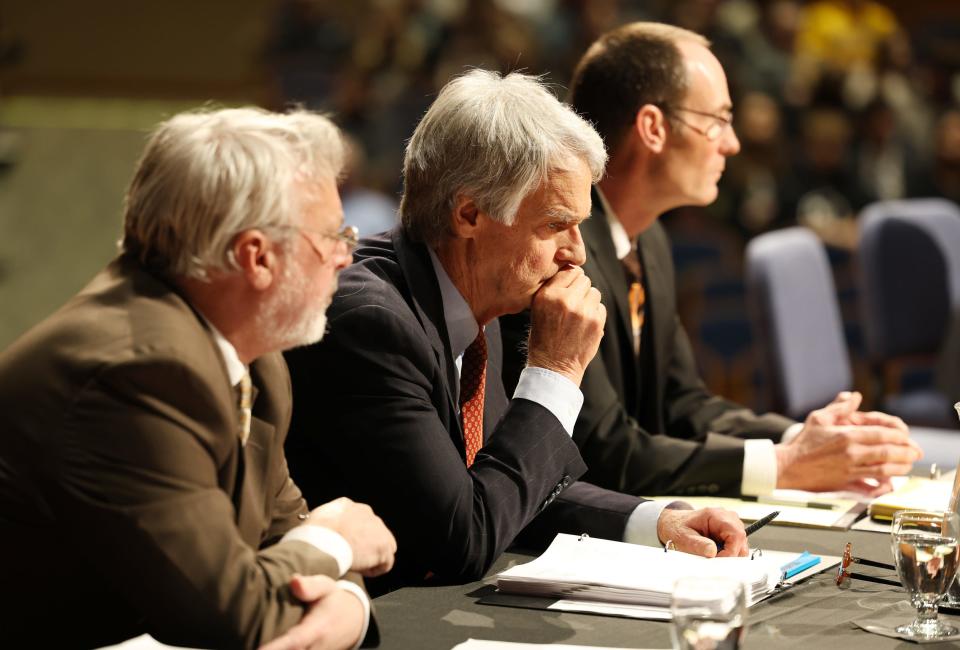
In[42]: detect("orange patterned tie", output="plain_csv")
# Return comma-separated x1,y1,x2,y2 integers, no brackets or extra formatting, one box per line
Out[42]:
459,331,487,467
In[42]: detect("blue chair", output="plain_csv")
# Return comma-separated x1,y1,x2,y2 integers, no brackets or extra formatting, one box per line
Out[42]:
745,227,850,420
857,199,960,428
746,226,957,468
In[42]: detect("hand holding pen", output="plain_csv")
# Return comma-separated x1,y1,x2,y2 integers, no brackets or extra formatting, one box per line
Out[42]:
657,507,751,558
716,510,780,553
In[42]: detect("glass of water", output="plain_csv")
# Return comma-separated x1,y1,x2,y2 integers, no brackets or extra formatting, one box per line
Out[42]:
671,576,746,650
891,509,960,640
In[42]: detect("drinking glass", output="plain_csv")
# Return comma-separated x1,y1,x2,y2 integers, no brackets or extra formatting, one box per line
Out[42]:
944,424,960,607
890,509,960,639
670,576,746,650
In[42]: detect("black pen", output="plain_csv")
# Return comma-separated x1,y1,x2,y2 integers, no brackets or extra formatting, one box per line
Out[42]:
745,510,780,536
716,510,780,552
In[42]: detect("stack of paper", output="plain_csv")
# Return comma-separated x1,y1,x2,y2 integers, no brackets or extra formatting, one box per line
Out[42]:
496,534,782,609
868,476,953,520
673,493,861,529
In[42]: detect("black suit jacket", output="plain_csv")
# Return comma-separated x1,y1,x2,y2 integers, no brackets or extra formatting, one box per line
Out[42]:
503,194,794,497
285,228,644,593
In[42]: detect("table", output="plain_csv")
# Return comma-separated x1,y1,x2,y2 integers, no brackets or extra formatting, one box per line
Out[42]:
373,524,960,649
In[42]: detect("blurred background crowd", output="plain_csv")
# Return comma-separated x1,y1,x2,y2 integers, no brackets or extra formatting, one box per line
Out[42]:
2,0,960,417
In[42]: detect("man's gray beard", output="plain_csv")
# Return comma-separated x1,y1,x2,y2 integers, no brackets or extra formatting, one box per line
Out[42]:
257,261,333,352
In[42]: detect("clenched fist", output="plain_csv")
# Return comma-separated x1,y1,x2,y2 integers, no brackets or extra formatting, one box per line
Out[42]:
526,265,606,386
307,497,397,577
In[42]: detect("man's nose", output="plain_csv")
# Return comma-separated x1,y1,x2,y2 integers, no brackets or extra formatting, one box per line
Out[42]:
557,225,587,267
721,124,741,156
334,247,353,271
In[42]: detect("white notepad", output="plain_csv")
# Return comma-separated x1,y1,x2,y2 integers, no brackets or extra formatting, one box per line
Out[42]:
495,533,839,619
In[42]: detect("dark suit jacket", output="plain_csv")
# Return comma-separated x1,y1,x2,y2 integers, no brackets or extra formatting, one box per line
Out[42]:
0,257,372,649
502,194,794,497
285,228,644,593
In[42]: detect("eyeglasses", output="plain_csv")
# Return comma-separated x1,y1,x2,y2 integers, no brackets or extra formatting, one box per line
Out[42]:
291,224,359,259
661,105,733,142
835,542,899,587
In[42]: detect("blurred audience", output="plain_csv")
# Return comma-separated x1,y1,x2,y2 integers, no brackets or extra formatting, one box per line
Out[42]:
340,134,399,238
265,0,960,413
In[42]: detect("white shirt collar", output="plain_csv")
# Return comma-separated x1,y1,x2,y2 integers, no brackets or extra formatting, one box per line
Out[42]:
206,319,248,387
596,187,633,260
426,247,481,359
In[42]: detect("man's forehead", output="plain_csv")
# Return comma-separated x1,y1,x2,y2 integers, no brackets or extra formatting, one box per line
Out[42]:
543,163,592,204
301,177,344,224
676,40,731,107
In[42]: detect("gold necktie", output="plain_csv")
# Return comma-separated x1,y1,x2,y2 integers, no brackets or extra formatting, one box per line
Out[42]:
238,370,252,446
622,248,645,356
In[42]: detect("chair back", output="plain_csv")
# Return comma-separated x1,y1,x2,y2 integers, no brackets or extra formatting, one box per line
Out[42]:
858,198,959,362
745,227,852,419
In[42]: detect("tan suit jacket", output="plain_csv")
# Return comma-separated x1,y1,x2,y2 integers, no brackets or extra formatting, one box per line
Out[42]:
0,256,365,649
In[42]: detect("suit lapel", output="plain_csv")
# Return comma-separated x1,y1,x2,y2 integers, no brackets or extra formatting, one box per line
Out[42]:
391,229,463,437
482,319,508,439
636,225,666,422
233,416,274,544
232,364,277,545
583,195,635,366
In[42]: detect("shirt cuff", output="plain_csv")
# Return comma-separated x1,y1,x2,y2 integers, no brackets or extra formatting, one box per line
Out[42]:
741,438,778,496
622,500,682,547
337,580,371,650
280,526,353,577
781,422,804,444
513,366,583,435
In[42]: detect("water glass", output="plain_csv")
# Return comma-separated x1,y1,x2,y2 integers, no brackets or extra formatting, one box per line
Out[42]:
670,576,746,650
891,509,960,639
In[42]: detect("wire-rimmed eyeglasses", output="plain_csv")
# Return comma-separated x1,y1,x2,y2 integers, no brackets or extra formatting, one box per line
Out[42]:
835,541,899,587
291,224,359,259
660,105,733,142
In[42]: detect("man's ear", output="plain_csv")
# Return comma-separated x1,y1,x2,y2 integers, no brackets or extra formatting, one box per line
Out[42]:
231,229,277,291
635,104,668,154
449,194,482,239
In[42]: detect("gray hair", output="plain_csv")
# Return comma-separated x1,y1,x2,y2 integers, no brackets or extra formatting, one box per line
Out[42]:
400,69,607,244
121,106,344,279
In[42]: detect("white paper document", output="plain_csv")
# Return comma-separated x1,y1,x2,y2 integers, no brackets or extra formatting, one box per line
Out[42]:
867,474,954,520
95,635,204,650
452,641,663,650
673,493,861,529
495,534,839,620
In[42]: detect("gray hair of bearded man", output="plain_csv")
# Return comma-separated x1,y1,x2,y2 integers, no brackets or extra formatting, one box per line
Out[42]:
400,69,607,244
121,106,344,280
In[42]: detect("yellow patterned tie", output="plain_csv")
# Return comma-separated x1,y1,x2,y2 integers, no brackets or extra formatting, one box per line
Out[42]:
238,370,252,446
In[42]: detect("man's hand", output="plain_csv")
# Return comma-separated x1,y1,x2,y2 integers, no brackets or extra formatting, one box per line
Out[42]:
526,265,606,386
259,574,365,650
307,497,396,577
776,392,922,493
657,507,748,558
